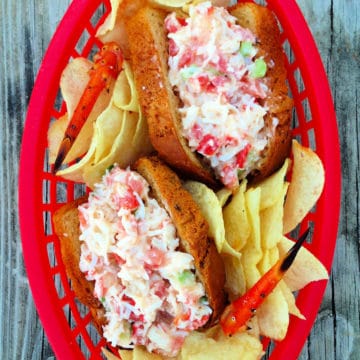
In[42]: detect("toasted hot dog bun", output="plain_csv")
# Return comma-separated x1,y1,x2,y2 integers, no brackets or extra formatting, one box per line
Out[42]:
53,156,226,337
125,2,293,187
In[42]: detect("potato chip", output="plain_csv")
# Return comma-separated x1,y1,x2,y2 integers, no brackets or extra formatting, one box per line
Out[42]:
216,188,232,207
133,346,162,360
279,280,305,320
60,57,92,118
47,114,69,163
257,286,289,340
94,103,125,163
222,253,246,300
223,180,250,251
257,248,271,275
96,0,146,57
150,0,190,8
182,0,233,12
283,140,325,234
256,158,290,211
183,181,226,253
96,0,122,39
260,182,288,249
129,110,154,163
179,328,263,360
83,111,138,188
56,134,97,182
102,348,121,360
278,236,328,291
114,61,139,112
243,187,262,263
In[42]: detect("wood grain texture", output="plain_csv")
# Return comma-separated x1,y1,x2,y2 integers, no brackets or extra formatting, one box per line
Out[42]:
0,0,358,359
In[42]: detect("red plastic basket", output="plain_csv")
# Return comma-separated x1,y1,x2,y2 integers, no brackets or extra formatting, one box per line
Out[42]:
19,0,341,359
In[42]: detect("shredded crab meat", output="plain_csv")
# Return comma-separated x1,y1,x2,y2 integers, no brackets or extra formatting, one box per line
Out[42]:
79,166,212,357
166,2,271,188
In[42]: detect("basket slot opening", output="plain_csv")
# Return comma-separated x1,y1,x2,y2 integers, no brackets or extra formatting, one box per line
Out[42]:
301,97,312,123
282,38,295,65
53,272,66,300
76,29,91,56
56,181,68,203
63,302,78,331
43,179,51,204
43,210,53,236
90,3,107,29
46,241,58,268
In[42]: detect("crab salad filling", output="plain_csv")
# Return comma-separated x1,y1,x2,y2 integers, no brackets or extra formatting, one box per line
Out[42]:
78,166,212,357
166,2,271,188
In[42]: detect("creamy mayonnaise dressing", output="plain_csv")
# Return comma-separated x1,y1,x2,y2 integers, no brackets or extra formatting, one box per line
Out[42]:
78,166,211,357
166,2,270,188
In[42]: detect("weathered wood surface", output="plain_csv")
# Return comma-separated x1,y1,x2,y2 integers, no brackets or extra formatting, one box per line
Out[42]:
0,0,358,359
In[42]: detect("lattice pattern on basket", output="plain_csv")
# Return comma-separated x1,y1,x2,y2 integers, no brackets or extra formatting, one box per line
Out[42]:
40,0,320,359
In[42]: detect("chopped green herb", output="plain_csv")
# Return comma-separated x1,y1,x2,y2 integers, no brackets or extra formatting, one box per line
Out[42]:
240,41,254,57
178,270,194,284
181,65,200,79
250,58,267,78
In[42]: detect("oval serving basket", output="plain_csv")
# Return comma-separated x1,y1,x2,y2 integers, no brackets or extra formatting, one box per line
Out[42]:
19,0,341,359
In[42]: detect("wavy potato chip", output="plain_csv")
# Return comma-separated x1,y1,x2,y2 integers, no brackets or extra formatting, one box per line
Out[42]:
118,349,133,360
279,280,305,320
179,328,263,360
243,187,262,263
222,253,246,300
257,286,289,340
114,61,140,112
183,180,226,253
260,182,288,250
223,180,250,251
133,346,163,360
102,348,122,360
283,140,325,234
278,236,328,291
83,111,138,188
216,188,232,207
256,158,290,211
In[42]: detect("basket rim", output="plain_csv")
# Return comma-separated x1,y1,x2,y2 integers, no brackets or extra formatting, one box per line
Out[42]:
18,0,341,359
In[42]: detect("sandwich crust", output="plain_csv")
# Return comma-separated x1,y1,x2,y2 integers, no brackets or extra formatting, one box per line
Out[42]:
126,3,292,186
134,156,226,321
229,2,293,182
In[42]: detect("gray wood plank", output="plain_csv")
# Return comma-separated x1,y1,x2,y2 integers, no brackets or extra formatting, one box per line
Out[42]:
0,0,358,359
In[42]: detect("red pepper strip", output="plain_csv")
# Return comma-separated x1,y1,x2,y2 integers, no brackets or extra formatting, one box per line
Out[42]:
220,228,310,336
53,42,123,173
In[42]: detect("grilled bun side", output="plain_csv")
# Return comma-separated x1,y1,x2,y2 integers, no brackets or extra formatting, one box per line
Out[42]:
125,7,217,188
52,197,107,333
134,156,226,321
229,3,293,182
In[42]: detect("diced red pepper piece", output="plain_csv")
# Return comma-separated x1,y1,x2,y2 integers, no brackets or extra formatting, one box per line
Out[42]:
236,144,252,168
169,39,179,56
197,134,220,156
118,191,139,211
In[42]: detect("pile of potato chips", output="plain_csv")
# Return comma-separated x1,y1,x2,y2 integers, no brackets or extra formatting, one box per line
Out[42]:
48,55,153,188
